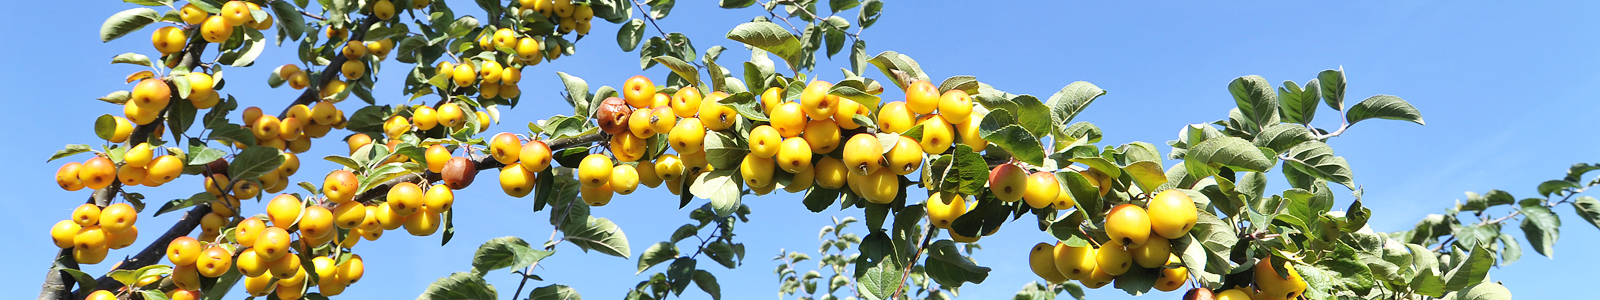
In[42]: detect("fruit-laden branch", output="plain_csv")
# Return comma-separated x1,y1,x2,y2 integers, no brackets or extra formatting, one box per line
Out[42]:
69,11,382,295
351,133,607,204
76,205,214,298
37,30,217,300
278,15,380,118
45,12,379,300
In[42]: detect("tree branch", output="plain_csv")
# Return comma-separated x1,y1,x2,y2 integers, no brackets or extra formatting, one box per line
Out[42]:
279,15,381,118
38,27,217,300
352,133,608,204
36,249,78,300
891,224,936,299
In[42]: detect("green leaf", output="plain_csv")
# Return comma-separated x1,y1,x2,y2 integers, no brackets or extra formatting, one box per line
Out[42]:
719,0,756,8
1410,268,1445,297
670,224,698,243
1497,233,1521,266
1185,136,1274,178
94,114,119,141
1318,68,1346,111
702,132,748,171
557,72,591,116
937,75,978,95
703,242,740,269
857,0,882,29
1011,95,1053,138
693,270,721,300
357,163,413,194
1123,161,1167,194
921,240,990,288
101,8,161,42
217,27,266,67
528,284,581,300
867,51,929,90
98,90,131,104
155,192,214,217
949,144,989,196
648,0,674,19
471,237,553,276
167,95,198,137
690,170,742,217
717,92,768,122
110,52,153,67
544,172,586,228
667,258,696,295
828,81,882,115
1315,242,1376,295
1058,171,1104,223
417,272,498,300
207,124,256,147
980,125,1045,166
1457,281,1513,300
823,18,846,58
804,187,841,212
1572,196,1600,231
1114,266,1160,296
269,0,305,40
185,146,226,166
855,262,902,300
637,242,679,275
1346,95,1424,126
617,19,646,51
199,266,240,298
1277,79,1320,125
1228,75,1278,131
1520,200,1560,258
1045,81,1106,135
1282,141,1355,189
562,216,631,258
1253,123,1314,153
47,144,93,162
655,56,701,87
52,264,98,294
726,22,802,64
1564,163,1600,182
1443,245,1493,291
830,0,860,13
1537,180,1581,198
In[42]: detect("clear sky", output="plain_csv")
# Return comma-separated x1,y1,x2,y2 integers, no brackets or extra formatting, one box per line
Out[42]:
4,1,1600,299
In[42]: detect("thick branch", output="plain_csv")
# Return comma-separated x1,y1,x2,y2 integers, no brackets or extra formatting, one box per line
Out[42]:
36,249,78,300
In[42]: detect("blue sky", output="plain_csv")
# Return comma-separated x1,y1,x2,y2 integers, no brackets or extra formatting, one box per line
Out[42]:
4,1,1600,299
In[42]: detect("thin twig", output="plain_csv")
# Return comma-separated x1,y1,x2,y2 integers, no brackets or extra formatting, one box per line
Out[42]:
629,0,672,43
891,224,936,299
752,0,804,35
511,266,533,299
1310,105,1351,140
300,10,328,21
